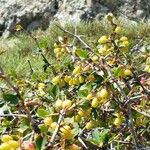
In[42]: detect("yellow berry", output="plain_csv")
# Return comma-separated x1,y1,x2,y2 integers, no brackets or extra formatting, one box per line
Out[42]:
51,122,57,129
37,89,46,97
74,115,81,122
98,88,109,99
91,98,99,108
55,99,63,109
0,143,10,150
68,79,74,86
38,83,45,89
91,55,99,62
64,75,71,83
114,117,123,127
60,125,73,140
67,144,80,150
85,121,94,130
86,93,93,100
124,69,132,76
72,66,82,75
54,48,61,53
144,65,150,73
78,75,85,83
114,26,122,34
62,100,72,109
7,140,19,149
1,135,13,143
72,77,80,85
52,76,61,85
120,36,128,41
122,40,129,47
98,36,109,44
44,117,53,126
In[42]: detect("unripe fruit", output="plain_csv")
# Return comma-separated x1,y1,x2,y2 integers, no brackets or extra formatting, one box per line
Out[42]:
85,121,94,130
98,88,109,99
38,83,45,89
120,36,128,41
79,75,85,83
74,115,81,122
64,75,71,83
124,69,132,76
60,125,73,140
114,26,122,34
52,76,61,85
1,135,13,143
54,42,59,48
98,36,109,44
61,47,66,53
55,99,63,109
98,46,107,54
72,66,82,75
91,98,99,108
73,77,80,85
78,109,90,118
37,89,46,97
0,143,10,150
122,40,129,47
44,117,53,126
67,144,80,150
105,13,113,22
69,79,74,86
54,48,61,53
86,93,93,100
91,55,99,62
114,117,123,127
51,122,57,129
56,52,62,58
144,65,150,73
62,100,72,109
7,140,19,149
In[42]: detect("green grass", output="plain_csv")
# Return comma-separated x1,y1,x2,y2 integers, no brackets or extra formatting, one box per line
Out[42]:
0,20,150,78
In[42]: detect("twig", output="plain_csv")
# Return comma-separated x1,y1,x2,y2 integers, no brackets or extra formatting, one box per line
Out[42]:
0,114,27,118
46,110,65,149
102,59,140,150
55,24,93,52
131,107,150,118
78,137,88,149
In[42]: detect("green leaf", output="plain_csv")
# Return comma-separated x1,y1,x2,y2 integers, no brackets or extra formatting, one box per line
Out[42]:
36,108,50,118
77,89,88,98
76,49,89,59
79,83,92,91
39,124,48,133
36,135,47,150
79,99,91,109
49,85,60,98
88,129,111,147
112,67,124,77
3,93,19,105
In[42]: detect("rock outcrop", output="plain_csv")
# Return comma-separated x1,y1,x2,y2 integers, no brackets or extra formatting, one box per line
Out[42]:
0,0,150,36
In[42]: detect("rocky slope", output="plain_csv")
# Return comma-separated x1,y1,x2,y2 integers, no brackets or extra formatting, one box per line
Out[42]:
0,0,150,36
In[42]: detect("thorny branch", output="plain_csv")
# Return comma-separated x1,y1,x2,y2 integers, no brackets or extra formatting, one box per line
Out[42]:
0,67,40,133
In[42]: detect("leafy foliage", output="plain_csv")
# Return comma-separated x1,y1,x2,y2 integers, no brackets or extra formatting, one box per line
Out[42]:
0,14,150,150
